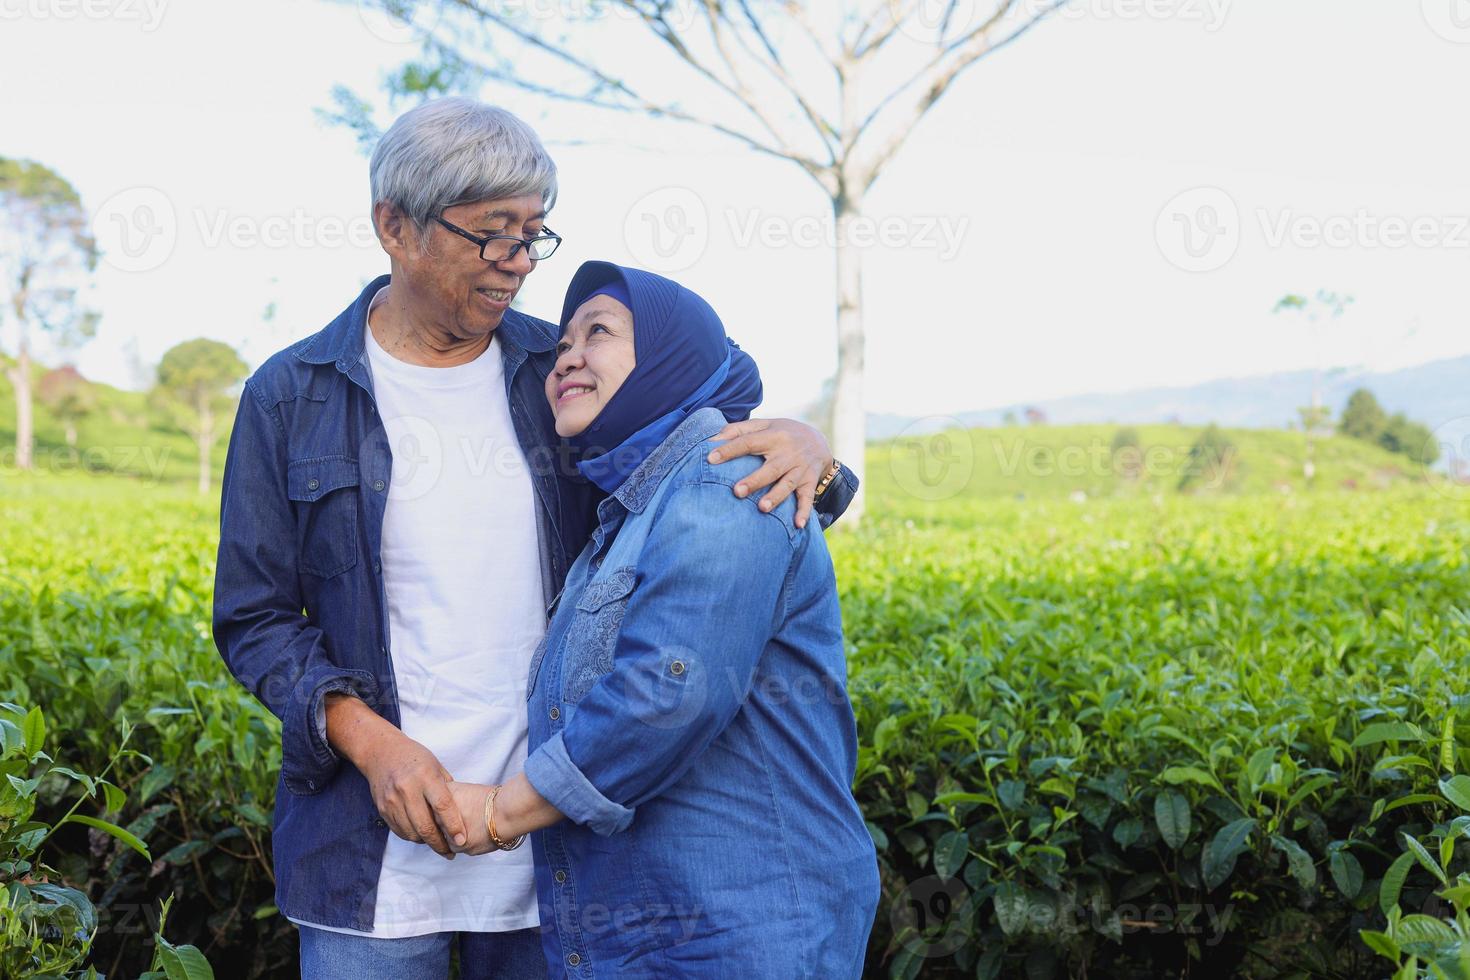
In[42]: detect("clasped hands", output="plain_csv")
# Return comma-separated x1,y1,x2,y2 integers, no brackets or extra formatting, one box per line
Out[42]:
327,694,560,858
324,695,512,858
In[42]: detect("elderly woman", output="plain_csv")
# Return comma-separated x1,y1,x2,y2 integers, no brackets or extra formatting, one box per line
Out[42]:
448,261,879,978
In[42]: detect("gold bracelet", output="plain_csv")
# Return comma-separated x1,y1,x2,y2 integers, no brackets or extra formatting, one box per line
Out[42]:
813,458,842,499
483,784,525,851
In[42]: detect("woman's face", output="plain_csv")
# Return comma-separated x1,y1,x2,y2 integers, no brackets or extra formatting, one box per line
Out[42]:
546,293,637,438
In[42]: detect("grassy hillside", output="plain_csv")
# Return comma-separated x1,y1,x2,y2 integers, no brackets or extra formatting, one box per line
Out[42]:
0,354,227,486
0,360,1428,504
869,422,1422,517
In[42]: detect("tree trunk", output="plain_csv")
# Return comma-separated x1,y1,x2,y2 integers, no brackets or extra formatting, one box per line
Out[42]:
830,192,867,524
12,337,33,471
196,397,213,496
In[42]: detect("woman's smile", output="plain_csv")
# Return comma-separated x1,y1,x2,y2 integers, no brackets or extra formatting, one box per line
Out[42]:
556,381,595,404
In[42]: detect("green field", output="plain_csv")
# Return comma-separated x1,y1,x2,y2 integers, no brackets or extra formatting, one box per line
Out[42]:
3,436,1469,977
0,356,228,485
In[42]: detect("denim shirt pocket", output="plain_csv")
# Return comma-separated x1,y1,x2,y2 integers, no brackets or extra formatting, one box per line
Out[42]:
561,565,637,704
286,455,360,579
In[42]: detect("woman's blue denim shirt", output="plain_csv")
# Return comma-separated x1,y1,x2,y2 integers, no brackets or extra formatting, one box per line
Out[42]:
210,278,858,932
523,407,878,978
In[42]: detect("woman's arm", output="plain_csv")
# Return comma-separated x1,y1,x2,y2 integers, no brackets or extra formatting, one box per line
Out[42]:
519,478,796,837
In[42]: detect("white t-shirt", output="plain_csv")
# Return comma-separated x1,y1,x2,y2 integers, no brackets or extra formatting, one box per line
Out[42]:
293,287,546,937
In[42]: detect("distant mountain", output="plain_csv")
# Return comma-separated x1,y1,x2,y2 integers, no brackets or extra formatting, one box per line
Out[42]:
871,355,1470,467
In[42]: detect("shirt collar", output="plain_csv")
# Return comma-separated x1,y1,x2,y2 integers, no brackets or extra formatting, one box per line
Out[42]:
294,274,556,376
608,406,728,515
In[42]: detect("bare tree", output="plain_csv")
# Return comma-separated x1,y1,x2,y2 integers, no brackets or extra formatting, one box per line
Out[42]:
344,0,1065,522
0,158,99,470
1273,290,1353,484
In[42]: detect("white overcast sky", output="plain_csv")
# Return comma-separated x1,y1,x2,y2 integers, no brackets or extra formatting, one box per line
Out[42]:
2,0,1468,420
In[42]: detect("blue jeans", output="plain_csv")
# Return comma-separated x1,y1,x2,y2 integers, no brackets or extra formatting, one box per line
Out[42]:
297,925,548,980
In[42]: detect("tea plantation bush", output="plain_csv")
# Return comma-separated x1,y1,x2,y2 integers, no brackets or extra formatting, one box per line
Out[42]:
3,473,1469,978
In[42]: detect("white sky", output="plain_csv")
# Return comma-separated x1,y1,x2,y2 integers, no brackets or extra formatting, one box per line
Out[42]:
2,0,1467,421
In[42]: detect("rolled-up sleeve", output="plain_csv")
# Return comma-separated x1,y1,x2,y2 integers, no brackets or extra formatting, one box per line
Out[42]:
524,479,795,834
211,380,378,796
814,461,858,529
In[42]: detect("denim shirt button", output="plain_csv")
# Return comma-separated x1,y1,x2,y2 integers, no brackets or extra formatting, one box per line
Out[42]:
306,478,319,491
566,953,581,967
549,706,560,721
670,660,686,675
375,817,386,828
373,479,386,492
372,559,381,573
554,869,567,884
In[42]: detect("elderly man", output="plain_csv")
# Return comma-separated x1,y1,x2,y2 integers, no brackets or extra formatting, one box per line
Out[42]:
212,97,854,979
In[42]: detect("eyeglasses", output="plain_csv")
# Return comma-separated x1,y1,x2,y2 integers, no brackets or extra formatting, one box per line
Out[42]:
434,215,563,262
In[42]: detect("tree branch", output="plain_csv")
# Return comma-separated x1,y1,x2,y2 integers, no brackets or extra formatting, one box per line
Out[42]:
721,0,842,159
849,0,921,60
606,0,808,161
432,0,838,176
429,36,827,178
854,0,1065,190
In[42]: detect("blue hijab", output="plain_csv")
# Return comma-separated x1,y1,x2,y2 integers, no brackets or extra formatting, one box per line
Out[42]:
559,261,763,494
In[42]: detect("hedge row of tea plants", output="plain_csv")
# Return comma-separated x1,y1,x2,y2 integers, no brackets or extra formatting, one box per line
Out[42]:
832,489,1470,978
3,475,1469,977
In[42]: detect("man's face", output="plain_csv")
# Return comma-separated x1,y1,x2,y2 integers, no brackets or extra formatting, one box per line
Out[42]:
381,194,546,339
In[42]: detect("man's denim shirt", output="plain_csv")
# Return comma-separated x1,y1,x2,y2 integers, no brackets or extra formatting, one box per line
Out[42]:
211,275,858,930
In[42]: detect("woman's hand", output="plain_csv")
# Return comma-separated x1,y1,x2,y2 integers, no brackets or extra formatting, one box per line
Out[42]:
446,780,495,855
444,776,563,853
707,418,833,529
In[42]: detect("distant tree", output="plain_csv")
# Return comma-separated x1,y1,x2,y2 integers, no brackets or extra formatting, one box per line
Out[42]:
1111,426,1142,480
153,339,248,495
36,365,96,447
1379,413,1439,467
1297,404,1332,434
1024,406,1048,426
0,158,99,470
1336,387,1438,467
1178,424,1236,492
1274,289,1353,483
1338,388,1387,442
1001,410,1019,426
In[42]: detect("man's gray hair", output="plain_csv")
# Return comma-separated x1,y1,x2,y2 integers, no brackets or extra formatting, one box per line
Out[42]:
369,97,558,239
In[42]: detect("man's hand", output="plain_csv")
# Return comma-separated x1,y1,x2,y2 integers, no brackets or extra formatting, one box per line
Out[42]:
707,418,833,529
447,781,496,855
325,693,468,858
